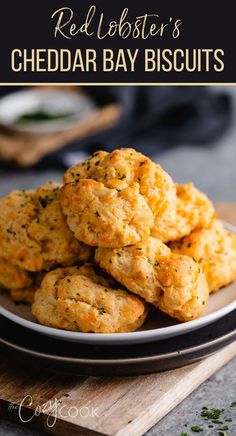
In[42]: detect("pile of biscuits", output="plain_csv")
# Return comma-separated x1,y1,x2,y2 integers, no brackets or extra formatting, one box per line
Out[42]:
1,148,236,333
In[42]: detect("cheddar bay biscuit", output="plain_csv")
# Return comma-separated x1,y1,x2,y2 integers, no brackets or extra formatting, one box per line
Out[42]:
0,257,33,290
170,219,236,292
10,286,37,304
0,182,93,272
95,237,209,322
61,179,153,247
32,264,148,333
152,183,216,242
61,148,176,247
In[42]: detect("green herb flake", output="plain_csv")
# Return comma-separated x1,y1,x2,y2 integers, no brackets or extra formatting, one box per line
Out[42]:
180,433,189,436
98,307,106,315
200,407,224,421
119,174,126,180
17,111,73,122
7,229,16,235
212,420,223,424
191,426,203,433
95,211,101,217
38,195,53,208
230,401,236,407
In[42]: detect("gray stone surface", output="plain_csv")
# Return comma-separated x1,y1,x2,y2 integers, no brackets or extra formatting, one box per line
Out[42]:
0,86,236,435
147,357,236,436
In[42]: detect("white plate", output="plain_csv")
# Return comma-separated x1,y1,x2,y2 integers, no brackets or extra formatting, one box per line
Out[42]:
0,89,97,133
0,222,236,346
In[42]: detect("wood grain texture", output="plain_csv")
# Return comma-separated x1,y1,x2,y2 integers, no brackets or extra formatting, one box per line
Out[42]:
0,203,235,436
0,343,235,436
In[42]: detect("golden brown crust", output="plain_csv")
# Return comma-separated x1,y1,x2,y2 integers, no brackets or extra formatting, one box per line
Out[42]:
62,148,176,247
10,286,37,304
170,219,236,292
61,179,153,247
8,271,45,304
152,183,216,242
95,238,209,322
0,182,93,272
32,264,148,333
0,257,33,290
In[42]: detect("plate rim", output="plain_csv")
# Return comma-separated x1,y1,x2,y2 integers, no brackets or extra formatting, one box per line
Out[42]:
0,220,236,345
0,324,235,365
0,296,236,345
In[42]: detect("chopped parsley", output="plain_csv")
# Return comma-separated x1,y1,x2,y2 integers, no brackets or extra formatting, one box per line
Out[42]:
191,426,203,432
180,403,234,436
7,229,16,235
95,211,101,217
38,195,53,208
98,307,106,315
200,407,224,420
119,174,126,180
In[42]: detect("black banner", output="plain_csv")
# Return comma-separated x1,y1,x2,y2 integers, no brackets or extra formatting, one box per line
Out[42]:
0,0,234,83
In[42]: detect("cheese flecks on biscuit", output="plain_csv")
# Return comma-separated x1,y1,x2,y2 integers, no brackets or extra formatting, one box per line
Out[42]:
170,219,236,292
32,263,148,333
0,257,33,290
0,182,93,272
61,179,153,247
151,183,216,243
10,286,37,304
61,148,176,247
95,237,209,322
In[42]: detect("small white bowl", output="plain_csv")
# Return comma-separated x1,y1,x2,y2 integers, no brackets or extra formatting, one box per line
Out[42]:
0,89,97,134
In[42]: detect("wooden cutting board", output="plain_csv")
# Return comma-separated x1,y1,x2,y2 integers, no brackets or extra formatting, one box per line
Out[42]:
0,203,235,436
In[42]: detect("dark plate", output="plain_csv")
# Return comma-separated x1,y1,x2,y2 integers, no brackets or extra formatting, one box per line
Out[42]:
0,310,235,376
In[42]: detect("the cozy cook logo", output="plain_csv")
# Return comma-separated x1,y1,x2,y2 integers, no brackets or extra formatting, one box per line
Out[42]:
10,4,225,74
8,394,100,428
